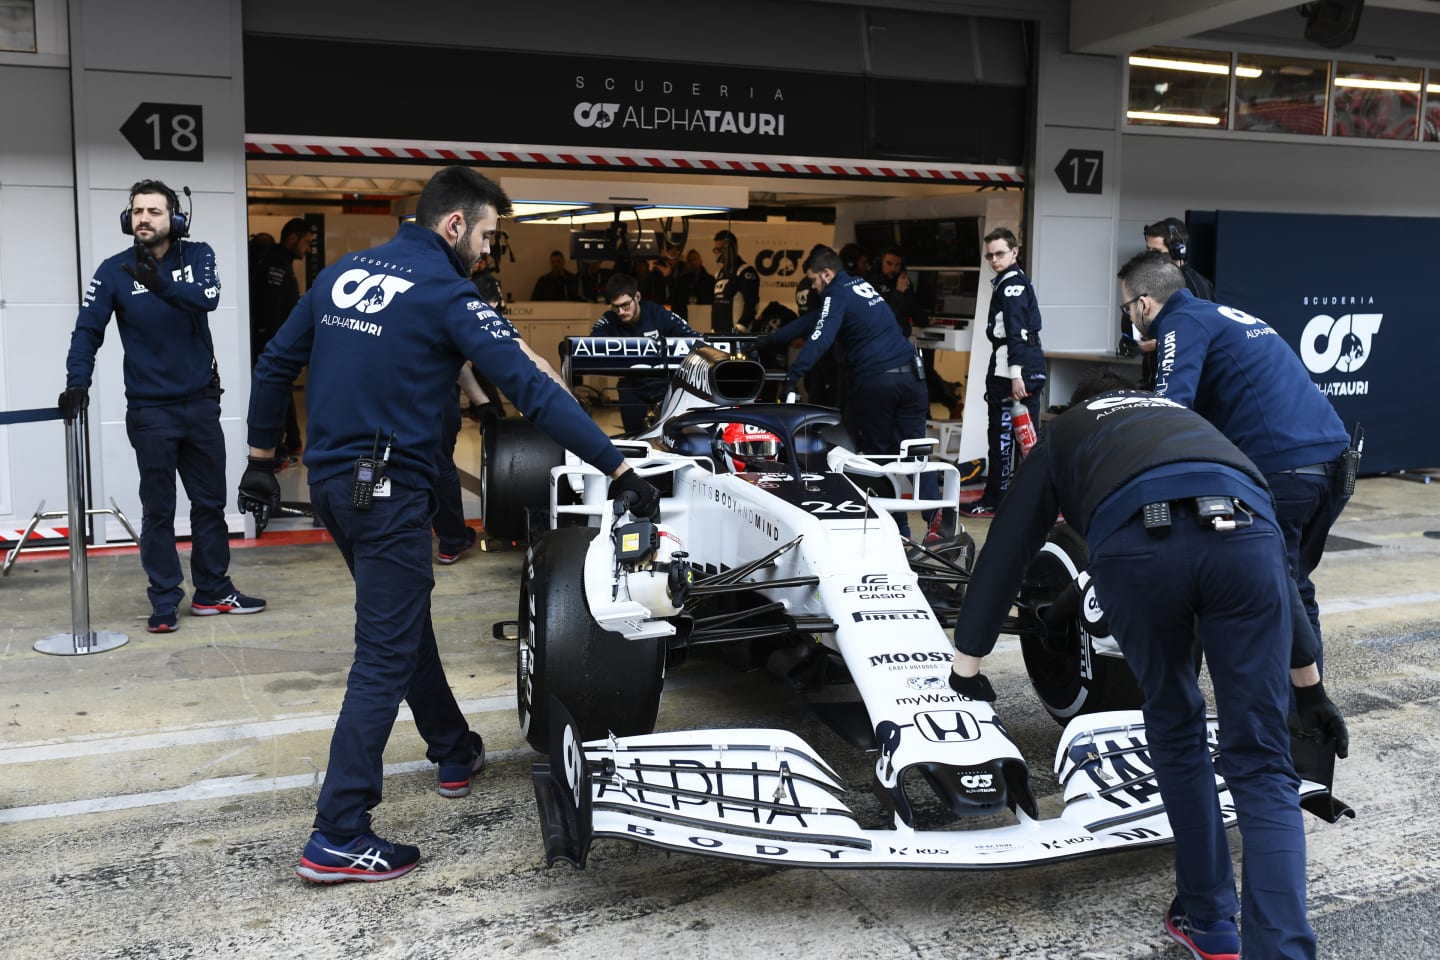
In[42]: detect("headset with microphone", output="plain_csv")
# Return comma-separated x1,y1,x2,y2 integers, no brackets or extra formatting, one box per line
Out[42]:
1164,221,1188,262
120,181,192,239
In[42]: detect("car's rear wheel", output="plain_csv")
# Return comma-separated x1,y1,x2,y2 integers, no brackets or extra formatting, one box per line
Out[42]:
1018,523,1145,725
517,526,666,752
481,418,565,542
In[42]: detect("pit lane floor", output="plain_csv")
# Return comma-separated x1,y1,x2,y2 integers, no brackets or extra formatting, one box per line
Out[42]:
1,472,1438,960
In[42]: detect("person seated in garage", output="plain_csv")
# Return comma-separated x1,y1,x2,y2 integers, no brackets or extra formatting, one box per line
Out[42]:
590,273,699,434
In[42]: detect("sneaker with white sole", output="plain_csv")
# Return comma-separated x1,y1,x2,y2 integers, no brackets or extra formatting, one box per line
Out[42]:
1163,899,1239,960
295,830,420,884
190,590,266,616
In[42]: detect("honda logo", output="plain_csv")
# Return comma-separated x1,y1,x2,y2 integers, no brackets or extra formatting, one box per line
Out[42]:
914,710,979,743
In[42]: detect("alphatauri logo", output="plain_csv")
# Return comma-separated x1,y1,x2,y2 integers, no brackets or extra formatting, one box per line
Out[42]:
574,102,620,128
331,269,415,315
1300,313,1382,375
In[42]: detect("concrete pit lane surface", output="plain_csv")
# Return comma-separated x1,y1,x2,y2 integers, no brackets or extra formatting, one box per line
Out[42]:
1,474,1438,959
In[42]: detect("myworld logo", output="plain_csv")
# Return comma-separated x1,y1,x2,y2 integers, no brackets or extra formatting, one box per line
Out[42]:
1300,313,1382,375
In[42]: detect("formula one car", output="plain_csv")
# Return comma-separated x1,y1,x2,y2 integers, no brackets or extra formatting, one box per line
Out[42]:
486,340,1348,870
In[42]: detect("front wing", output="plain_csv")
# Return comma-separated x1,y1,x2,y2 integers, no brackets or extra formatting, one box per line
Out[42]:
533,705,1343,870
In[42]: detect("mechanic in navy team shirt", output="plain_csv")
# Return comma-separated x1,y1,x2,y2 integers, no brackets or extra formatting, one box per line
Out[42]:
775,244,948,541
1119,251,1353,669
240,166,659,884
968,227,1045,518
950,375,1347,960
60,179,265,635
590,272,699,434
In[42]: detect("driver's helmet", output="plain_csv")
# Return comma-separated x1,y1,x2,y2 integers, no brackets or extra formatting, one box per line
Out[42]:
719,422,781,472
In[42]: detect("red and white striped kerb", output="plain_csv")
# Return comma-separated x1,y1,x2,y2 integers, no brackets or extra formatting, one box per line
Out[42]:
245,138,1025,185
3,523,69,543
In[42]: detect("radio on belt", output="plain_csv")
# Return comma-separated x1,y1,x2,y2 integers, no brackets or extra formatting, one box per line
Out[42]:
352,428,393,511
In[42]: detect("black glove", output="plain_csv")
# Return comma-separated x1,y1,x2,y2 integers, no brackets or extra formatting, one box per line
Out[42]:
57,386,89,422
237,455,282,531
752,333,774,353
475,401,505,430
120,243,168,293
1291,681,1349,759
948,670,997,702
608,469,661,522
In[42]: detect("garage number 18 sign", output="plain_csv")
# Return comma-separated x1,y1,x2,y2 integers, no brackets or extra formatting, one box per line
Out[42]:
121,103,205,162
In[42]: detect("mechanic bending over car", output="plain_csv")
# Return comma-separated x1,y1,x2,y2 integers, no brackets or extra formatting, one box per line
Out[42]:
589,272,699,434
1119,251,1355,673
239,166,661,885
758,244,953,544
948,373,1347,960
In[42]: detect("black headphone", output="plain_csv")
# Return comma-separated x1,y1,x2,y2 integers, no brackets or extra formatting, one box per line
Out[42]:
121,180,189,239
1163,221,1188,262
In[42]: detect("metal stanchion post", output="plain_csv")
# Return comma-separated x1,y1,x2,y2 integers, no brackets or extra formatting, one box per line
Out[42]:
35,407,128,655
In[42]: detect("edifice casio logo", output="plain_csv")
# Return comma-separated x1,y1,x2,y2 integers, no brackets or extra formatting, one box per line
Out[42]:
330,268,415,315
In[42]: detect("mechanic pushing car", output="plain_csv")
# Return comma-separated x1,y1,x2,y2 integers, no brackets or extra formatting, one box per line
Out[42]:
767,244,948,542
240,166,661,884
949,374,1347,960
590,272,699,434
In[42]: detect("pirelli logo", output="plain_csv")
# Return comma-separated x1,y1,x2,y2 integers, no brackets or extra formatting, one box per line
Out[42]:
852,609,931,623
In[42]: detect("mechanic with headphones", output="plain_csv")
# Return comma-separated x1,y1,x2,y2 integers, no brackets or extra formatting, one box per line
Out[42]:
60,179,265,634
590,272,699,434
1132,218,1215,387
1119,251,1355,676
239,166,660,884
950,374,1347,960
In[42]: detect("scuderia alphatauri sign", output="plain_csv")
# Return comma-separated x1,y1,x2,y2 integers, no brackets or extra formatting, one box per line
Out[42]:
1212,210,1437,473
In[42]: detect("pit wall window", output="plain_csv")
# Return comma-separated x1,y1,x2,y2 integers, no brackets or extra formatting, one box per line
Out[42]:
0,0,35,52
1127,45,1440,146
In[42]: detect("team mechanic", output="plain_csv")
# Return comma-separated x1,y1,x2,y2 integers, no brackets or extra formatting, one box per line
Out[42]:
710,229,760,334
1119,252,1353,669
949,378,1348,960
971,227,1046,517
61,179,265,633
239,166,660,884
774,244,944,540
590,272,699,434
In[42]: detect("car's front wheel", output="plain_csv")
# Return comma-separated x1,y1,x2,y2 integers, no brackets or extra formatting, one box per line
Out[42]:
1017,524,1144,725
517,526,666,752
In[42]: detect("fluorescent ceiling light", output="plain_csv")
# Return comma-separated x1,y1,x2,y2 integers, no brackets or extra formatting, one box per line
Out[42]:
1334,77,1421,92
1429,83,1440,95
1127,110,1223,125
510,200,589,217
1234,66,1263,78
1129,55,1230,76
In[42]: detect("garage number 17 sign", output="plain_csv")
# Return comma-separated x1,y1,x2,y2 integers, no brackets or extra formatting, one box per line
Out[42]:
121,103,205,162
1054,148,1102,195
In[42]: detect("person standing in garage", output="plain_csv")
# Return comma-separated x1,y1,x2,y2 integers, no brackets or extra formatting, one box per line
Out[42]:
239,166,660,884
1118,251,1353,671
967,227,1045,518
60,178,266,634
1134,218,1214,389
710,229,759,334
590,273,699,434
950,376,1347,960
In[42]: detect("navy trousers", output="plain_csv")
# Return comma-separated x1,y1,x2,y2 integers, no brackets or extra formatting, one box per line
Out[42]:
980,375,1042,507
1089,508,1315,960
617,375,667,435
124,396,233,609
848,369,932,536
432,395,470,555
1266,470,1348,671
310,475,472,839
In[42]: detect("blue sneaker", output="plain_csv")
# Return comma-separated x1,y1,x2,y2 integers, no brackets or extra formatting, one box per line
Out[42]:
437,731,486,798
295,830,420,883
1164,899,1239,960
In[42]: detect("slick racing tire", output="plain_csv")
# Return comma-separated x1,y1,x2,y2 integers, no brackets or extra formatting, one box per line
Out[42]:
1018,523,1144,725
516,526,665,752
481,417,564,543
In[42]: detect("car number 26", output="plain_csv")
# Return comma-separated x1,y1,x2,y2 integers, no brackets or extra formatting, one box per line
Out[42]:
802,499,867,515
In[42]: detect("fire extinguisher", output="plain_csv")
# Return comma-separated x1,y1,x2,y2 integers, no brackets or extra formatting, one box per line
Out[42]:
1012,401,1038,456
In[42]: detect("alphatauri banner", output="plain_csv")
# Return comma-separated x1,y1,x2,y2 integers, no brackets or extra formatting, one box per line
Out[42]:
1213,210,1438,474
